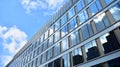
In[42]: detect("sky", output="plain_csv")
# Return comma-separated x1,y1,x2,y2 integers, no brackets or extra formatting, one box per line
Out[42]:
0,0,67,67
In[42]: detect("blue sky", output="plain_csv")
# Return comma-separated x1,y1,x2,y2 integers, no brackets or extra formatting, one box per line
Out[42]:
0,0,67,67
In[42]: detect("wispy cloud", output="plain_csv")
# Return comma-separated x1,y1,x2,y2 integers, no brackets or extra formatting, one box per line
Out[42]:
21,0,67,15
0,25,27,66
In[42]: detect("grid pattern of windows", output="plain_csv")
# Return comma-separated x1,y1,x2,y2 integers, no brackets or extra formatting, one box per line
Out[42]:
7,0,120,67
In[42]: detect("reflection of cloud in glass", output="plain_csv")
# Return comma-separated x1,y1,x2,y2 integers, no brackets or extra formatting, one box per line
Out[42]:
100,33,110,44
93,13,105,23
110,5,120,21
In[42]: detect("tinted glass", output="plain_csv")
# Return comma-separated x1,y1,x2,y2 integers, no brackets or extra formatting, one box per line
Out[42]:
70,31,80,46
61,38,69,52
85,40,100,60
54,43,60,57
99,31,120,54
69,18,77,31
62,53,70,67
61,25,68,37
72,48,83,66
110,3,120,21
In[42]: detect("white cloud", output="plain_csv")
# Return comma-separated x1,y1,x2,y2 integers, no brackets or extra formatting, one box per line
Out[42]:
0,55,12,67
0,25,27,66
21,0,66,15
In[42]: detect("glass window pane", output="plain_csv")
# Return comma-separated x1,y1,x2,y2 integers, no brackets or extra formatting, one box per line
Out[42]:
54,43,60,57
47,48,52,60
48,35,53,47
41,35,44,42
109,3,120,21
89,1,102,16
55,21,60,31
48,62,53,67
94,13,110,32
76,0,84,12
61,38,69,52
72,48,83,66
68,8,75,19
81,23,93,40
54,31,60,42
99,31,120,54
85,40,100,60
61,15,67,26
49,26,54,36
104,0,114,5
78,10,88,24
43,40,48,51
37,56,41,66
70,31,80,46
42,53,46,63
54,58,61,67
69,18,77,31
62,53,70,67
61,25,68,37
87,0,92,4
44,31,48,40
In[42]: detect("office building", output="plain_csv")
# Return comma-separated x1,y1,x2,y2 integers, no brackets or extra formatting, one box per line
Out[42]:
6,0,120,67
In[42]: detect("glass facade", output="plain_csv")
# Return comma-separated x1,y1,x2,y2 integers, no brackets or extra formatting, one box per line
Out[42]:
7,0,120,67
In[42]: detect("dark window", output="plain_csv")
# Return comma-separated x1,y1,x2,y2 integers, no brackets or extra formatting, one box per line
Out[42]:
85,40,100,60
54,58,61,67
91,63,104,67
100,31,120,54
48,62,53,67
72,48,83,66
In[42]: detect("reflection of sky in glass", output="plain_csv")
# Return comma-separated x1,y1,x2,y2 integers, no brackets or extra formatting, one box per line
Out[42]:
61,38,69,52
72,48,82,55
62,54,70,67
44,31,48,40
78,10,88,23
100,33,110,44
110,3,120,21
55,31,60,42
55,21,60,31
49,27,54,36
85,40,97,52
61,25,68,37
104,0,113,5
71,31,79,46
68,8,75,19
69,18,77,31
54,43,60,56
61,15,67,26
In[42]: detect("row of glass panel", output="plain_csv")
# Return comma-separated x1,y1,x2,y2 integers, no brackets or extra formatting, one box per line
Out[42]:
24,28,120,67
